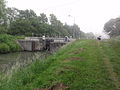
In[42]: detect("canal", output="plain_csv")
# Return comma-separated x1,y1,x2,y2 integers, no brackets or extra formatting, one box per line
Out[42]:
0,51,49,73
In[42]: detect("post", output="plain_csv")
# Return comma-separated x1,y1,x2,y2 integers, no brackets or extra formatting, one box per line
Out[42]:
68,15,76,38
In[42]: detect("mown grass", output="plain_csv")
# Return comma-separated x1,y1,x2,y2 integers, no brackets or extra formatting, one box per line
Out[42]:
0,39,119,90
101,38,120,83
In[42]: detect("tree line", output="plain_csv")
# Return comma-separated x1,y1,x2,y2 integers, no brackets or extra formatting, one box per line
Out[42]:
0,0,96,39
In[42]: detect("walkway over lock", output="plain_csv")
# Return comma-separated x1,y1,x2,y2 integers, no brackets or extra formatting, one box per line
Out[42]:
18,37,72,51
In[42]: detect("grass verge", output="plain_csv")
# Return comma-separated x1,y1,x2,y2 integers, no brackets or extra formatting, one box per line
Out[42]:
0,40,119,90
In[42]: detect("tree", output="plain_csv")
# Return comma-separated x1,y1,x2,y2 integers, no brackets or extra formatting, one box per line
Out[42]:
6,7,19,24
18,9,37,20
72,24,81,38
79,31,86,39
6,7,84,38
7,9,39,36
8,19,34,35
85,32,95,39
0,0,6,22
39,13,48,24
49,14,68,37
104,17,120,38
0,0,7,33
49,14,58,26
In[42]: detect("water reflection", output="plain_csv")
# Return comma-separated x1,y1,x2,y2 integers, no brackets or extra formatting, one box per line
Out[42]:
0,52,45,73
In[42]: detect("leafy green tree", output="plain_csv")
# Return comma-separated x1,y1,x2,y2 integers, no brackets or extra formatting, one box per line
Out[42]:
8,19,35,36
6,8,84,38
0,0,7,33
50,14,58,26
104,17,120,38
6,7,19,24
7,9,38,36
18,9,37,19
0,0,6,22
39,13,48,24
49,14,67,37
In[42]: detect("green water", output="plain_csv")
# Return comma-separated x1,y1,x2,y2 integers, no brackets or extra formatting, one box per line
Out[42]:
0,52,46,72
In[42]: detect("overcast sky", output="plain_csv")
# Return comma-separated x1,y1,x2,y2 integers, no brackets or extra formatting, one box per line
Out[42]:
6,0,120,35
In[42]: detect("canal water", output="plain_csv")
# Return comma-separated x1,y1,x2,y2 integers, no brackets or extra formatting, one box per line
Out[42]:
0,51,49,73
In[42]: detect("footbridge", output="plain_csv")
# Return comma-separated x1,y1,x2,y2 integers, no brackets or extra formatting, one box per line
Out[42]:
18,37,74,51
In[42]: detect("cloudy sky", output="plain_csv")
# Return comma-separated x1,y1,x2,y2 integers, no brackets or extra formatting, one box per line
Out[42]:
6,0,120,35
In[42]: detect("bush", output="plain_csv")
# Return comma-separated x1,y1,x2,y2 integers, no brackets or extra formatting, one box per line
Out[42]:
0,34,21,53
0,34,14,43
16,35,25,39
0,43,10,53
6,41,21,52
0,26,8,34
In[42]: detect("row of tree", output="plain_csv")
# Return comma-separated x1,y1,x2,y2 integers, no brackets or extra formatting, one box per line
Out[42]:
0,0,96,39
0,0,7,33
104,17,120,38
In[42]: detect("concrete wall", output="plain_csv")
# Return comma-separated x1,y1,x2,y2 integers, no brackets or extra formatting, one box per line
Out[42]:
18,40,44,51
34,41,44,51
18,40,32,51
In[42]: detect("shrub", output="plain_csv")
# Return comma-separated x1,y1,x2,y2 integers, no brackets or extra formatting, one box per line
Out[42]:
0,34,14,43
0,34,21,53
16,35,25,39
6,41,21,52
0,43,10,53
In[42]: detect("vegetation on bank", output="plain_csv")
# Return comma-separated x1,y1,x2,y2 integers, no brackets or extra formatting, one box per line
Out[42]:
102,38,120,82
0,39,120,90
0,34,21,53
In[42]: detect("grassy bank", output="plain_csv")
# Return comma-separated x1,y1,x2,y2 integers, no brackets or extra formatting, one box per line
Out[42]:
0,34,21,53
0,39,120,90
101,38,120,87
